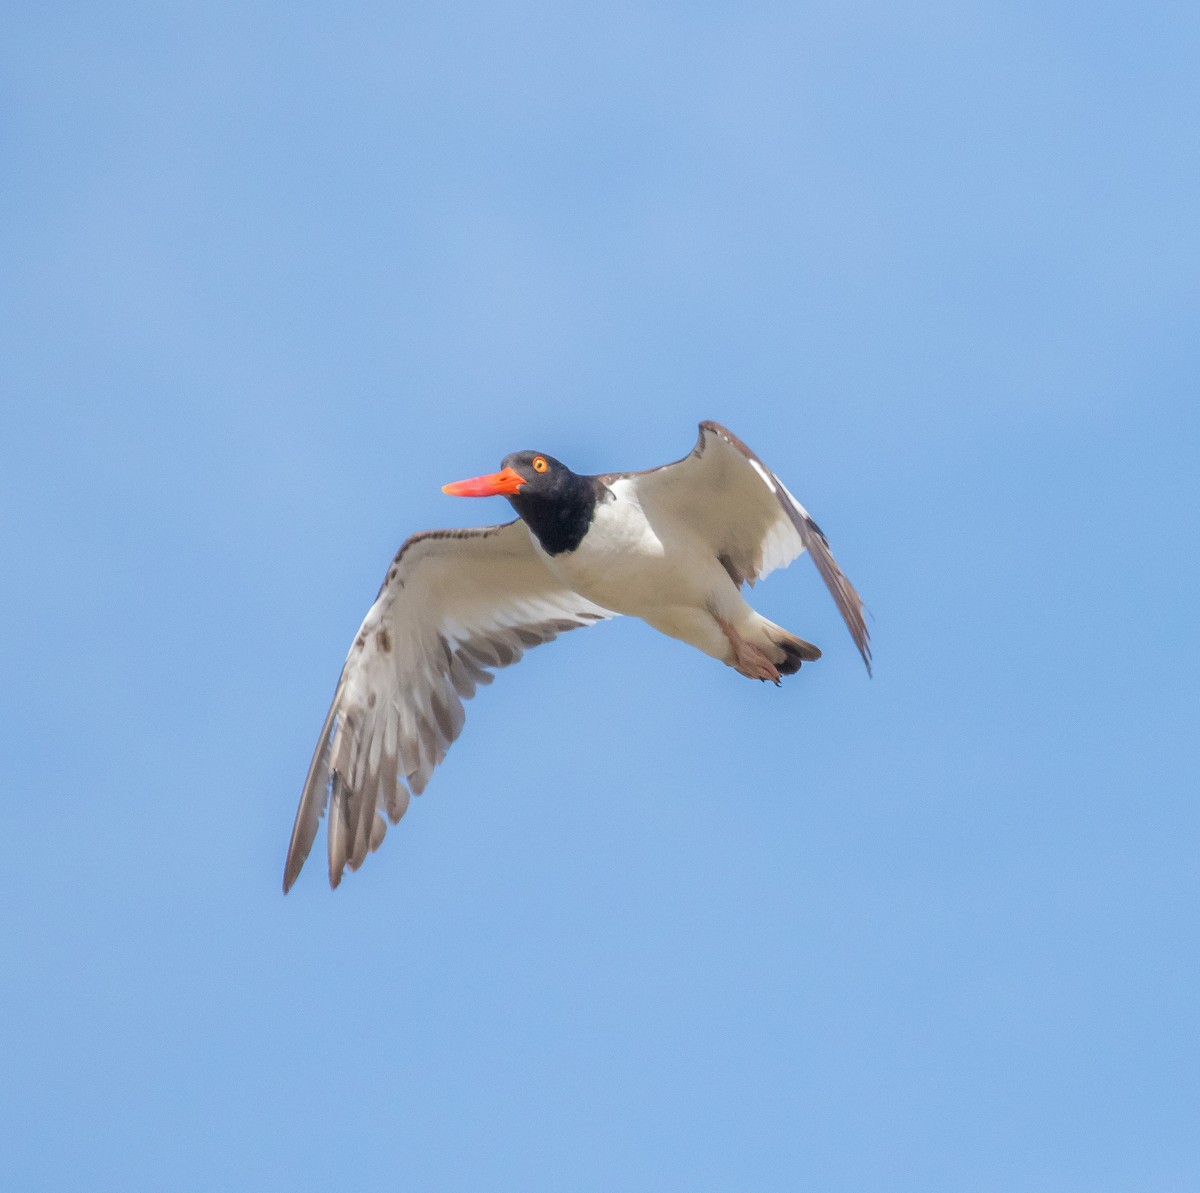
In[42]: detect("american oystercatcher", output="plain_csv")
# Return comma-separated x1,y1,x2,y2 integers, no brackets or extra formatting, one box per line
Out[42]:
284,421,870,890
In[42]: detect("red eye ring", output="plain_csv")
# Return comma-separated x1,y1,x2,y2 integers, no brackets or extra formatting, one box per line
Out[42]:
532,456,548,473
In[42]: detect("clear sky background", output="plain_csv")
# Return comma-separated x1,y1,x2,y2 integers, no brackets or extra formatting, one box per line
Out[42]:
3,2,1198,1190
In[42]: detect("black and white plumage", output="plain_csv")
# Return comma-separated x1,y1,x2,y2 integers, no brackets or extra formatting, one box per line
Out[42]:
283,421,870,891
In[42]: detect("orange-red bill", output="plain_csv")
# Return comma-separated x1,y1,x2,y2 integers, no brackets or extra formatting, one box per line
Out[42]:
441,465,527,497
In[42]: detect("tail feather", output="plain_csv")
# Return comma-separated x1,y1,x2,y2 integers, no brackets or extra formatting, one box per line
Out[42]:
761,619,821,676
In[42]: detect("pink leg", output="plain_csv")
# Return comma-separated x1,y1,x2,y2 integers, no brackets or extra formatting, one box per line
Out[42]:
713,614,782,685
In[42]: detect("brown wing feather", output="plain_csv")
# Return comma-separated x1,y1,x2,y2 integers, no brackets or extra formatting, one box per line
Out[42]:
628,421,872,674
699,422,872,675
284,521,613,891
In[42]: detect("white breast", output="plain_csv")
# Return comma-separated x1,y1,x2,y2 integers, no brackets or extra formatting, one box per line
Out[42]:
534,478,725,618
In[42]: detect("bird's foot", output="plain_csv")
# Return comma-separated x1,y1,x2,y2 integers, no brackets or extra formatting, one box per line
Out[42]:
713,615,783,685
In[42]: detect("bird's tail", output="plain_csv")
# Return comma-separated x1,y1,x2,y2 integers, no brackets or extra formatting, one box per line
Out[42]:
757,617,822,676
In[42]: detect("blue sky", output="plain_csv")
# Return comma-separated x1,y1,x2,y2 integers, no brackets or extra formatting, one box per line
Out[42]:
3,2,1198,1189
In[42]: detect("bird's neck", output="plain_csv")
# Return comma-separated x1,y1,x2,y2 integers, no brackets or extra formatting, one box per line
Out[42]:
509,474,603,555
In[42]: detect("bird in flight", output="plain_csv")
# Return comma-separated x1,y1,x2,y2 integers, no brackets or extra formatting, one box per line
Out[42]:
283,421,870,891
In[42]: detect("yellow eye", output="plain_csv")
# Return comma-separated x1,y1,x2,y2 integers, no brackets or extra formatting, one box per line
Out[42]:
532,456,548,473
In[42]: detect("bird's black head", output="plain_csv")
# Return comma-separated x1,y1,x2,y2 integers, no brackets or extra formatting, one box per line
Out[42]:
442,450,600,555
498,450,573,496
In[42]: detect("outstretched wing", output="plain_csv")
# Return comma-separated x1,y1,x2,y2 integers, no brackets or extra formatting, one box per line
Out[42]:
627,421,871,673
284,520,614,891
